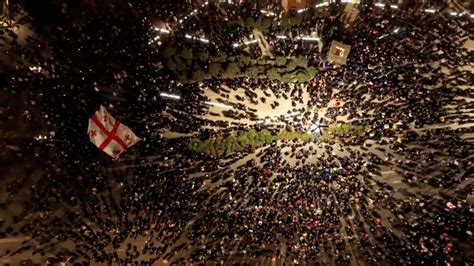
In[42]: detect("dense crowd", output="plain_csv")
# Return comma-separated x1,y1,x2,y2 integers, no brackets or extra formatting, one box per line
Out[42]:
1,0,473,265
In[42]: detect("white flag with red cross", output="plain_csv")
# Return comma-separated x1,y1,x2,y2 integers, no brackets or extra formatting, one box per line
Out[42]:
87,106,141,159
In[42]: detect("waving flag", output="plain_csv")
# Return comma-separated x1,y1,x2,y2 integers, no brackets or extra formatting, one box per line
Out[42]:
88,106,141,158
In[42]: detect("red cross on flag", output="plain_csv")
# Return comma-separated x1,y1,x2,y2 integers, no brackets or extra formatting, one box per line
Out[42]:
88,106,141,159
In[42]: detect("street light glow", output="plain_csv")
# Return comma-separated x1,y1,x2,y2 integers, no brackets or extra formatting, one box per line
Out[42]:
160,93,181,100
260,10,276,16
244,39,258,45
300,36,320,41
34,134,49,140
29,66,42,72
154,27,170,34
204,101,233,109
374,3,398,9
315,2,329,8
297,8,308,14
198,38,210,43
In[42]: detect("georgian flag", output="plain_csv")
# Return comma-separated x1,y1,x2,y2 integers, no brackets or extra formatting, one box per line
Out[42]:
88,106,141,158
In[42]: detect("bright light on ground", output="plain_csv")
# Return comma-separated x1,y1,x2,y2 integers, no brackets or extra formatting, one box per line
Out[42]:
160,93,181,100
203,101,233,109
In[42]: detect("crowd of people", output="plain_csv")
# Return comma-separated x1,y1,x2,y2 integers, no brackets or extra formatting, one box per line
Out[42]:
1,0,473,265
